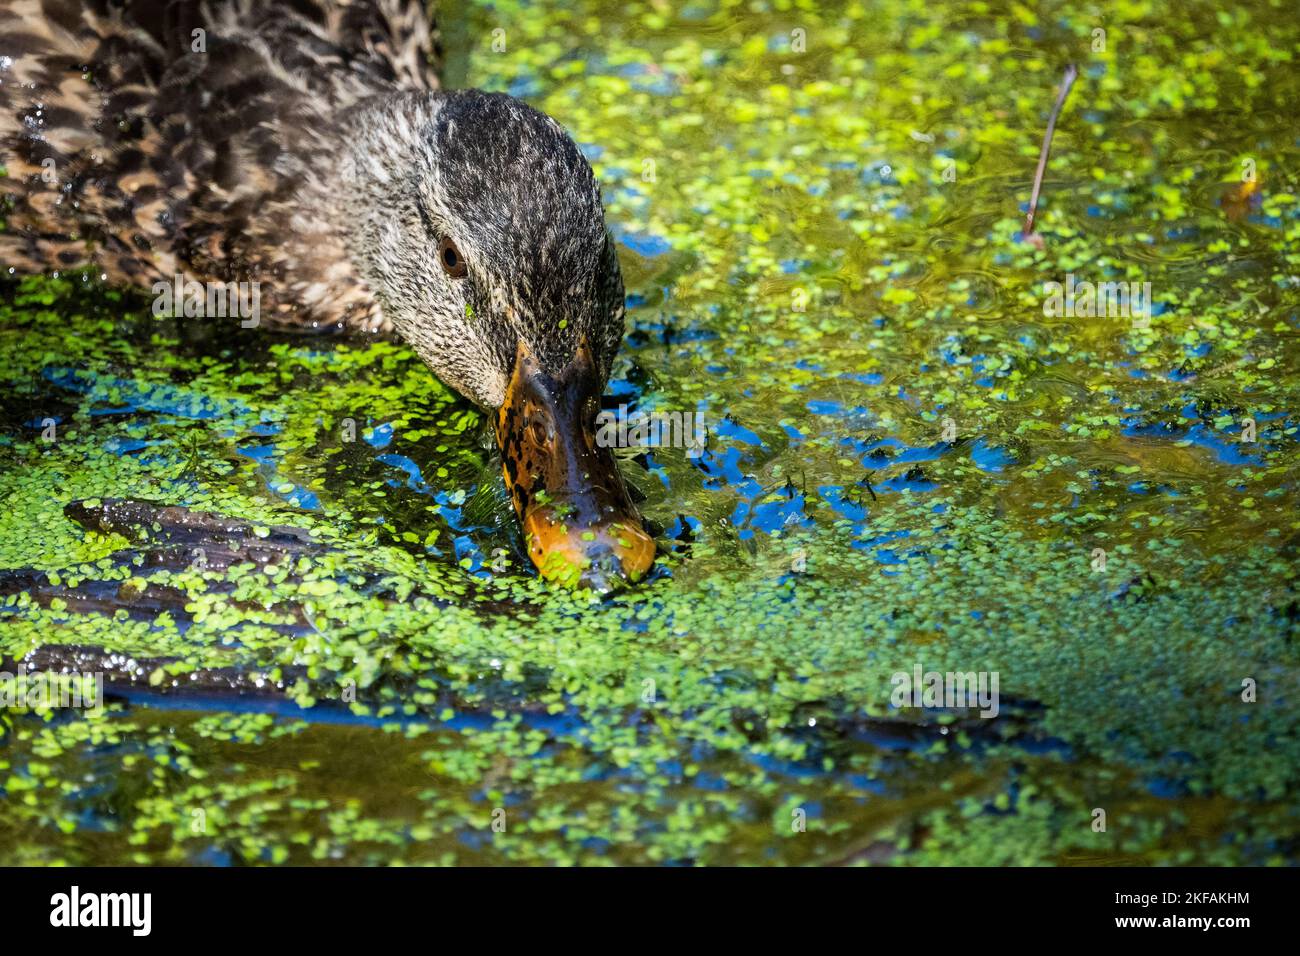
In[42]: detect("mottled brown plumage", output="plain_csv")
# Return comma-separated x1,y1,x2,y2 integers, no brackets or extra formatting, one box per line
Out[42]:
0,0,440,333
0,0,656,588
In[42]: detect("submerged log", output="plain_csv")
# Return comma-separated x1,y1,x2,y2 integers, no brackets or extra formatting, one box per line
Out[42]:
63,497,327,565
1,498,533,708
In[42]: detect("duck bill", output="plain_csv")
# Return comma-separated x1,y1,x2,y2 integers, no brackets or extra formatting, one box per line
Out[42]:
495,340,655,591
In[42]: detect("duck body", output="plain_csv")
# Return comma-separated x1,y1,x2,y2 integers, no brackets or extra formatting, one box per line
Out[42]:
0,0,656,589
1,0,437,331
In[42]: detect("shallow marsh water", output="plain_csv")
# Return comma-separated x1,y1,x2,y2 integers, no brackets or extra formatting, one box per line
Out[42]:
1,0,1298,864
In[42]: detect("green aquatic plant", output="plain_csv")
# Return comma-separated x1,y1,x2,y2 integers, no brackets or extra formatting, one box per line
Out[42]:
1,0,1299,864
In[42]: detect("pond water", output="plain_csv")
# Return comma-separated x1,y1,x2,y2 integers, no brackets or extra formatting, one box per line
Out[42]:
1,0,1298,864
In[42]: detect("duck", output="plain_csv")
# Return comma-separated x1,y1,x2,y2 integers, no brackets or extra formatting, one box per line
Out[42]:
0,0,657,591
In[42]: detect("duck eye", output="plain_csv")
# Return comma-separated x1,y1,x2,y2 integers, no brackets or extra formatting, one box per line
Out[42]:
438,237,467,278
529,415,549,446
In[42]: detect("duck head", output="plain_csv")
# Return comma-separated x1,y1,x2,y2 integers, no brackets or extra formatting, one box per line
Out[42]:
338,90,654,590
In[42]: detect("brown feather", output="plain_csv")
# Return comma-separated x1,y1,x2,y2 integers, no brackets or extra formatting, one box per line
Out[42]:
0,0,442,333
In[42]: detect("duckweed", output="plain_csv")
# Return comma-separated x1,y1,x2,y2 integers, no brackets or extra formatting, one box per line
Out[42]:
1,0,1298,865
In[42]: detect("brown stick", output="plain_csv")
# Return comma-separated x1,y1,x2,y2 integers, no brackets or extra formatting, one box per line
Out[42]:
0,498,531,631
1024,63,1079,240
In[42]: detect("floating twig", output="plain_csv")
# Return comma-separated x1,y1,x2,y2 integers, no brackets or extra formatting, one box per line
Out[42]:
1023,63,1079,243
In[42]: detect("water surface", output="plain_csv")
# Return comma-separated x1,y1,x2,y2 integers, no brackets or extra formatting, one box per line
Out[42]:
1,0,1298,864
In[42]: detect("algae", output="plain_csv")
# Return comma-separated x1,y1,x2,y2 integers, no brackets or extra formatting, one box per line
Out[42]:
1,0,1298,864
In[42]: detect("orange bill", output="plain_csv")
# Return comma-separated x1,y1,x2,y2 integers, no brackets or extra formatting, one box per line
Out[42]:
496,340,655,591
